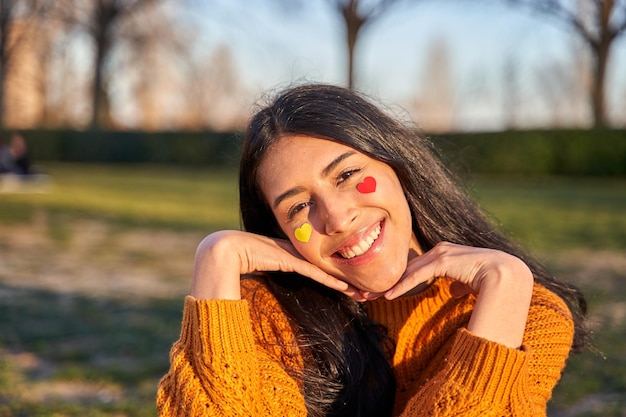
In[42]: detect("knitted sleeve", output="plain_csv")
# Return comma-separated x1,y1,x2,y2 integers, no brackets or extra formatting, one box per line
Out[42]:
156,295,307,416
397,285,575,417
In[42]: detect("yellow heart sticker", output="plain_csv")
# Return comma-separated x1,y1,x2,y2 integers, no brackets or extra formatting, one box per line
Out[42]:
294,223,312,243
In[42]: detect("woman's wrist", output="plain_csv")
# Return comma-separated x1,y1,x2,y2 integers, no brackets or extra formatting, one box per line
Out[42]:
467,257,534,348
190,232,242,300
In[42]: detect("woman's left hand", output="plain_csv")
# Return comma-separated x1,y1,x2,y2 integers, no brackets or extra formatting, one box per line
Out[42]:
384,242,534,348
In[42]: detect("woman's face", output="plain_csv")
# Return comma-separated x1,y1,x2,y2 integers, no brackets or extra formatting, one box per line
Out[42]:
258,135,420,293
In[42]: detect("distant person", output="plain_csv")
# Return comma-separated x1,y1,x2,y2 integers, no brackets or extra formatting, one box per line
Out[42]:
0,132,48,192
0,132,32,175
157,84,588,416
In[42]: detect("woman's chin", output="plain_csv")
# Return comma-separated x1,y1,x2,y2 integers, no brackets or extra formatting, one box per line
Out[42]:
355,280,398,298
359,290,387,301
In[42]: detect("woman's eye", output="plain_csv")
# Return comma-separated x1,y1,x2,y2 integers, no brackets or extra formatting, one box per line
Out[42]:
288,202,311,219
337,169,361,184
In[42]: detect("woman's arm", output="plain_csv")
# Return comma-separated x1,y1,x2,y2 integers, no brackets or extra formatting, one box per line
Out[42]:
385,242,534,348
384,242,572,416
156,295,308,416
159,230,357,416
465,255,533,348
396,284,574,416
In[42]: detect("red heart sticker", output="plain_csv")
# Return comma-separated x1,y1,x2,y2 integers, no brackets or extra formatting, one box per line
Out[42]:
357,176,376,194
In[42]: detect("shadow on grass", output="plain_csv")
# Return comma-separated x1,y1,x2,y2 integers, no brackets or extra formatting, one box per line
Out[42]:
0,283,184,416
1,255,625,416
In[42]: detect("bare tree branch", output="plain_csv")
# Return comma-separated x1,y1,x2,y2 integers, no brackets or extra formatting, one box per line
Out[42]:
270,0,405,89
506,0,626,127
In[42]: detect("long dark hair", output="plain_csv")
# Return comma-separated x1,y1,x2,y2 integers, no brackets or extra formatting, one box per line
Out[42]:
239,83,588,416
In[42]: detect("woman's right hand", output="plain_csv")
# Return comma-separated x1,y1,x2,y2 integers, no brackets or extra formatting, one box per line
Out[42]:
190,230,358,300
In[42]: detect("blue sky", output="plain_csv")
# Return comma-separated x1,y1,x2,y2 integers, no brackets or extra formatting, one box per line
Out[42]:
188,0,626,130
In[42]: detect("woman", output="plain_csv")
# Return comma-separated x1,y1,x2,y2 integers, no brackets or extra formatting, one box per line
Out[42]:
157,84,587,416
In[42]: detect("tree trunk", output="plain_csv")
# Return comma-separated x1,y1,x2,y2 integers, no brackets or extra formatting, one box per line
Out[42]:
591,40,610,128
0,0,9,130
89,0,118,130
589,0,615,128
341,0,365,90
0,48,5,130
346,25,359,90
90,33,108,129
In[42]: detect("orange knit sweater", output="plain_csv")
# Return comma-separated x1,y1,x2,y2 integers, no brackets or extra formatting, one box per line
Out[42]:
157,277,574,416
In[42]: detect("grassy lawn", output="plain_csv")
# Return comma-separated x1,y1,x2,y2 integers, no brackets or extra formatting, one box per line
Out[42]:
468,176,626,251
0,163,241,232
1,163,625,416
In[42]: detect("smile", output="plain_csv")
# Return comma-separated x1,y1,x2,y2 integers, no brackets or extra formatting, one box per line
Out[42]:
337,223,382,259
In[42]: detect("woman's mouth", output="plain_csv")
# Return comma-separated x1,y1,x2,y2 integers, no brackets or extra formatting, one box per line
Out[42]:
336,223,382,259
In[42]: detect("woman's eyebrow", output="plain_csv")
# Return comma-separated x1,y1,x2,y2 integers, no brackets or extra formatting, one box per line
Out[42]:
272,151,357,209
321,151,356,177
273,187,306,209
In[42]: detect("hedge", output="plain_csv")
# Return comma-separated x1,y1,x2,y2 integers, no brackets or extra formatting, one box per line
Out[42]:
9,130,242,167
433,129,626,176
6,128,626,176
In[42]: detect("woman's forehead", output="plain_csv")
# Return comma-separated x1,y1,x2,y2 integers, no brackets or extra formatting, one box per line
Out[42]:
257,136,360,195
260,135,355,169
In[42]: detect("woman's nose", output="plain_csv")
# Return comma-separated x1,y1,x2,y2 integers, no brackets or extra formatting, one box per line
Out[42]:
318,197,358,235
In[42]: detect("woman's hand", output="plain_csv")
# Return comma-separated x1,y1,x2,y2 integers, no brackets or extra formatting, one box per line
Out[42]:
190,230,362,301
385,242,534,348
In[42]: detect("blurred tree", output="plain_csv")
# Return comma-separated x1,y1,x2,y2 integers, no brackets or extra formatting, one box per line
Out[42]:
333,0,403,89
182,44,247,131
536,60,574,126
59,0,161,130
413,36,456,132
34,4,81,128
0,0,95,128
0,0,51,128
0,0,24,129
117,1,192,130
275,0,405,89
503,55,520,129
507,0,626,128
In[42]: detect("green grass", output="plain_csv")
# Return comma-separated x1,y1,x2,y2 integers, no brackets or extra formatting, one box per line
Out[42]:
0,163,241,232
0,288,176,417
468,176,626,251
1,163,625,416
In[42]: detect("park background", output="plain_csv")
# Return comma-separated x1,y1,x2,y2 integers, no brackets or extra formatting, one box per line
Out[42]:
1,0,625,416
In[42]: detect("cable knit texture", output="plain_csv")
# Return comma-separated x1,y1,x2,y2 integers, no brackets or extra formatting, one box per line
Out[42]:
157,276,574,416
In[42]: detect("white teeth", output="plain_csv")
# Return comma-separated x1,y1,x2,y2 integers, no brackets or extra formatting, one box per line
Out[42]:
338,224,381,259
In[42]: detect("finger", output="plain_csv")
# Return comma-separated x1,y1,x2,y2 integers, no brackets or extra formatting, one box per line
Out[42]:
360,291,386,301
384,265,434,300
271,238,353,293
273,237,302,256
342,285,368,302
291,259,349,292
268,237,365,296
